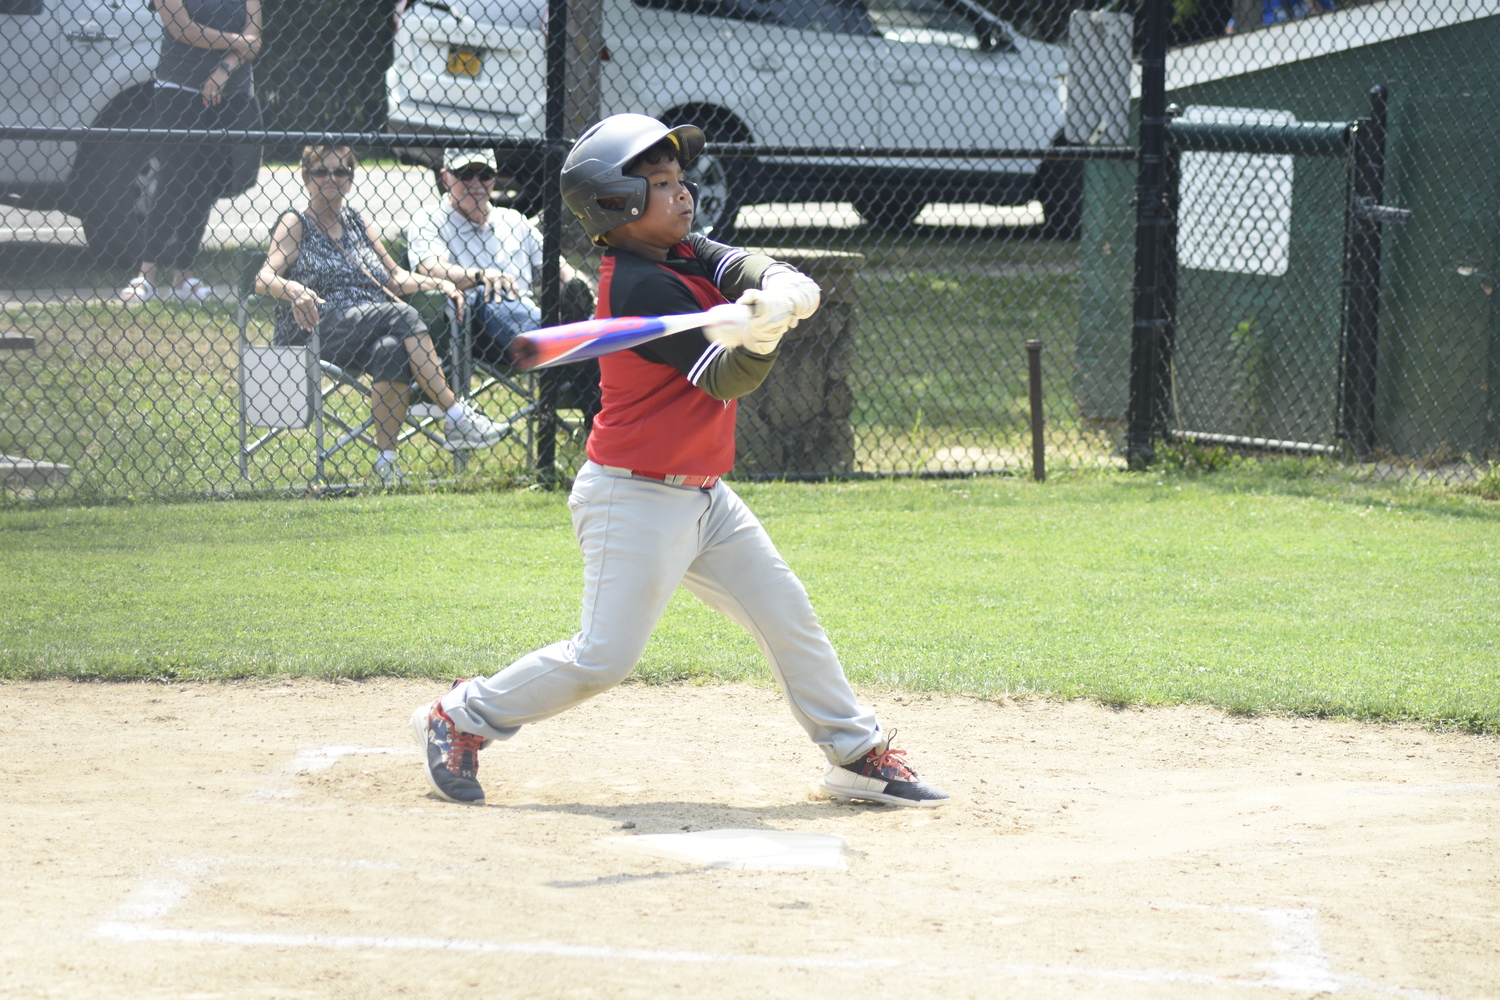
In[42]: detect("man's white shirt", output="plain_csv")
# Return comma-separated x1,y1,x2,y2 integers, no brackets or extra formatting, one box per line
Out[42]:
407,201,544,299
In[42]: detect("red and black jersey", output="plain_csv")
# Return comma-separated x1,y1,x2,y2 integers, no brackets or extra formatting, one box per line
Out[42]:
586,236,780,477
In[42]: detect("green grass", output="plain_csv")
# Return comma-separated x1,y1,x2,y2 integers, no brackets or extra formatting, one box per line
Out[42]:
2,465,1497,732
2,233,1095,502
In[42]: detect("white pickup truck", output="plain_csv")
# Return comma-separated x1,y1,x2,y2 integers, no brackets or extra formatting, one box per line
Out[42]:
0,0,259,263
387,0,1080,233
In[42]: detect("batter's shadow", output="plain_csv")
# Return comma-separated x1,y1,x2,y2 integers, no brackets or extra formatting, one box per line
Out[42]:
505,798,878,889
496,796,891,829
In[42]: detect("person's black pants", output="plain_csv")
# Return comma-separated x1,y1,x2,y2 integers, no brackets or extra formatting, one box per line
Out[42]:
138,87,261,271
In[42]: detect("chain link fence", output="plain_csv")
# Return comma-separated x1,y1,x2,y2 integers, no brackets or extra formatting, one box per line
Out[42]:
1,0,1494,503
1115,1,1500,481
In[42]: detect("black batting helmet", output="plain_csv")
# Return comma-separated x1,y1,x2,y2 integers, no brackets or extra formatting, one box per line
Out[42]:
560,114,706,244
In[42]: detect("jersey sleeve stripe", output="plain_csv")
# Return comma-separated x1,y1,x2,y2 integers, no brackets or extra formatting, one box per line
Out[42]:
712,250,748,288
687,340,727,386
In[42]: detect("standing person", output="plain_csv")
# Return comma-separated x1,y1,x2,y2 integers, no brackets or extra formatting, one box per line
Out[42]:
411,114,950,809
408,148,601,426
120,0,264,303
256,146,511,485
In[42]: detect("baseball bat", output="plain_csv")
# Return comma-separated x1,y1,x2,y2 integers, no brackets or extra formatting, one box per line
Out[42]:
507,303,749,371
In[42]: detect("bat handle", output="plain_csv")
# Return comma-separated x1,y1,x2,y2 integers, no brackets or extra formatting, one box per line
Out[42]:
507,336,541,371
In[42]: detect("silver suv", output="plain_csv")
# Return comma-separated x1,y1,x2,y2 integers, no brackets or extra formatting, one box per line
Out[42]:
0,0,259,262
387,0,1077,233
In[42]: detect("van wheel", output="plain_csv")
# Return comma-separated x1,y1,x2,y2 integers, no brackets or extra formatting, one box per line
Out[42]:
686,148,740,239
1035,154,1082,240
666,107,745,239
853,194,926,231
79,144,158,267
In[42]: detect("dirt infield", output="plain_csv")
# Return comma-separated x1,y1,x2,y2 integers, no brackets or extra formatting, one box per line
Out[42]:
1,679,1496,1000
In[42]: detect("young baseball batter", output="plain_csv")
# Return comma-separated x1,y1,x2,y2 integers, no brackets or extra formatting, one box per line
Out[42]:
412,114,949,809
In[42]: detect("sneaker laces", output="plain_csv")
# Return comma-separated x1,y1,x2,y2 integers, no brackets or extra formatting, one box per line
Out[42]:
861,729,917,781
447,725,485,763
433,703,484,774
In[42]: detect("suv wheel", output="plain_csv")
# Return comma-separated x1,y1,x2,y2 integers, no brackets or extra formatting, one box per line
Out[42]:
686,148,739,239
853,193,926,231
1035,150,1082,240
79,143,158,267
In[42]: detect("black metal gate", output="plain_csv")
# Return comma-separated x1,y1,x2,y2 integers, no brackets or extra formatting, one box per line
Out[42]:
1142,87,1413,459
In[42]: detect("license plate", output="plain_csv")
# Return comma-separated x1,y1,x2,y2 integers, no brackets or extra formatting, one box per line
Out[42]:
447,47,482,77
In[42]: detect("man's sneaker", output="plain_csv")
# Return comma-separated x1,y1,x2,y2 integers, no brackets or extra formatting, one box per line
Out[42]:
170,277,212,302
119,276,154,303
410,697,486,804
444,407,508,451
819,730,950,808
373,456,408,486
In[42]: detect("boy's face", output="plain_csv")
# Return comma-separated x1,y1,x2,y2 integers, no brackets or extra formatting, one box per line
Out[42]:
608,156,694,249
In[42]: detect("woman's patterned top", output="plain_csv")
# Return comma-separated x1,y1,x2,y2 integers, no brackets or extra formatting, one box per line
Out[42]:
274,206,393,343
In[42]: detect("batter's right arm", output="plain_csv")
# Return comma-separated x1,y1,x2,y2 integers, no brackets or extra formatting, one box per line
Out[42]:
622,270,779,401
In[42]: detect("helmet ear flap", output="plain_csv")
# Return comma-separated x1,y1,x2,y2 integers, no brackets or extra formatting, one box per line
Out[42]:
684,180,699,211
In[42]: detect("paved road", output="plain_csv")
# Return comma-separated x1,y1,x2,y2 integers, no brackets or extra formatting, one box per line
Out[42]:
0,164,443,251
1,162,1043,248
1,165,1045,306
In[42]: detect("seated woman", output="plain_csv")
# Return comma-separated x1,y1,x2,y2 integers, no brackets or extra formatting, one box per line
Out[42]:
257,145,507,484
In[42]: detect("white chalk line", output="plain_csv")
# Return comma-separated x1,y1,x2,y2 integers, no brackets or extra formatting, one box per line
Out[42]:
95,861,1469,994
1335,783,1496,798
1149,902,1465,1000
92,916,1466,994
92,922,899,971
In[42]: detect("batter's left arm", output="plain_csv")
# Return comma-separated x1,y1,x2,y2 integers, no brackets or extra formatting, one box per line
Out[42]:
689,236,809,302
690,237,821,356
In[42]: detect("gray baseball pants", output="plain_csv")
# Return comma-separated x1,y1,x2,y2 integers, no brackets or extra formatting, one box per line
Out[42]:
441,461,882,766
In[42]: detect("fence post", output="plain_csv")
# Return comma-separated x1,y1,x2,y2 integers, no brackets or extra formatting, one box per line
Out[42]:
1341,84,1388,460
535,0,570,488
1026,339,1045,481
1126,0,1171,470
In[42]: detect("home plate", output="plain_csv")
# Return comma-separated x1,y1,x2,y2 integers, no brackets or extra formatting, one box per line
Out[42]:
606,829,847,871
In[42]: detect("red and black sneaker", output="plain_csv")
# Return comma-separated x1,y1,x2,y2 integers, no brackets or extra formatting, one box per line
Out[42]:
819,730,950,808
410,695,486,805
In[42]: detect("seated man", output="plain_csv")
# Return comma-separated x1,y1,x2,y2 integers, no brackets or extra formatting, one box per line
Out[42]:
408,150,537,360
409,148,601,427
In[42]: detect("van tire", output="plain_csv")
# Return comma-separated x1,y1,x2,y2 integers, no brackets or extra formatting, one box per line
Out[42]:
686,148,740,239
664,106,746,239
853,193,926,231
78,142,158,268
1035,151,1082,240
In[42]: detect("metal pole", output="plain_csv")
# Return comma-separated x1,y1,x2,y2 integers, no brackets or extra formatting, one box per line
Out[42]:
310,327,325,485
450,297,469,475
535,0,569,488
1126,0,1170,469
1341,85,1388,460
1026,340,1045,482
1160,131,1180,439
237,269,250,481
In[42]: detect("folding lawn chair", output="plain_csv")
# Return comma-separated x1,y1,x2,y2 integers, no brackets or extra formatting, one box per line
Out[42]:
234,248,486,485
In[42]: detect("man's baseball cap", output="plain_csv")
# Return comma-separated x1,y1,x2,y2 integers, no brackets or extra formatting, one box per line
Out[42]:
443,148,493,172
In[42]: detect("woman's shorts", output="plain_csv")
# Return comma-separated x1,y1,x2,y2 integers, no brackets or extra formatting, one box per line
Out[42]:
320,302,427,383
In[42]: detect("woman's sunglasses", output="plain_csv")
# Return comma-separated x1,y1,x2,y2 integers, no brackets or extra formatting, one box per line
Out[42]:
455,166,497,183
308,166,354,180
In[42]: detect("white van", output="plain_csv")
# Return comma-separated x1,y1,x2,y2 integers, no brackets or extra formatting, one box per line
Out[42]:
387,0,1077,232
0,0,259,262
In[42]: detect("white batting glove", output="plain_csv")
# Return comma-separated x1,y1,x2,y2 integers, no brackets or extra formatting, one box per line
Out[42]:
701,302,753,350
762,267,821,321
735,287,797,354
